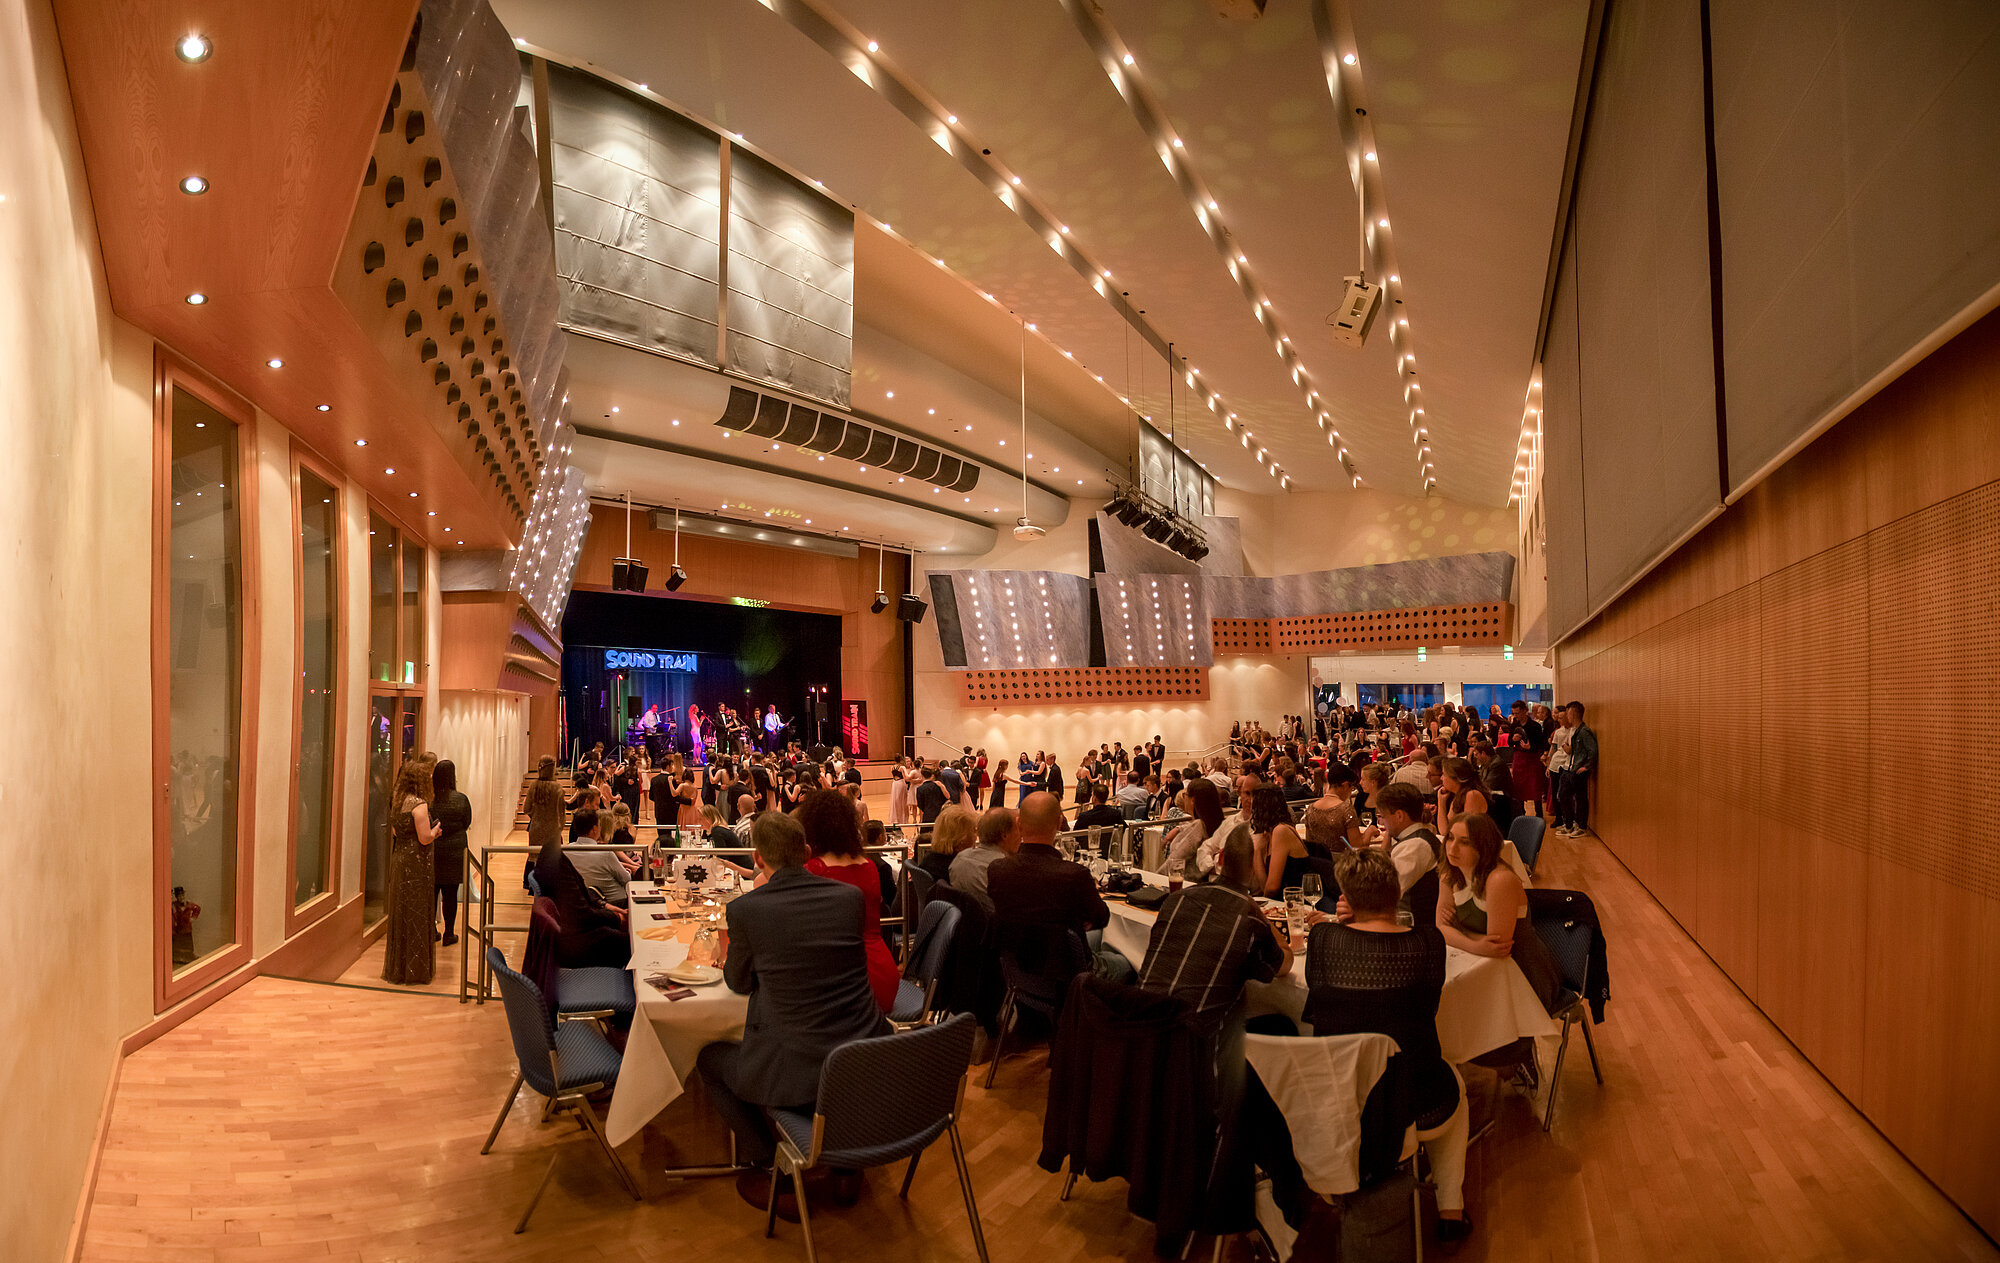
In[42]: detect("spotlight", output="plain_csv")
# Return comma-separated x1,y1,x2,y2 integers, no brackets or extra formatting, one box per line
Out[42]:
664,564,687,591
1114,498,1146,527
871,590,890,613
1142,514,1174,544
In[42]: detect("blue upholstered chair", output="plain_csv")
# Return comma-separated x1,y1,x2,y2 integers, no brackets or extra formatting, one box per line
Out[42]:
1508,813,1548,875
890,898,961,1027
481,946,642,1231
764,1013,988,1263
525,895,635,1025
1528,896,1604,1131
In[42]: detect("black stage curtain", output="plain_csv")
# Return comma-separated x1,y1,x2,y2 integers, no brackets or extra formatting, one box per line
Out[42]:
560,590,841,758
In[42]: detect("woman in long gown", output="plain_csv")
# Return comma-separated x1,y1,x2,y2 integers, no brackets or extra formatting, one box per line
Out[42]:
688,704,708,766
888,755,912,825
382,757,441,985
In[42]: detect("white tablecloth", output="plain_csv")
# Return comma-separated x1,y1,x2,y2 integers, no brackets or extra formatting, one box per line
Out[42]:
605,882,748,1146
1102,881,1557,1064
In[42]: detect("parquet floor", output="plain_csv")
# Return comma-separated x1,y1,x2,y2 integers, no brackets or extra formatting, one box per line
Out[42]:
81,830,1997,1262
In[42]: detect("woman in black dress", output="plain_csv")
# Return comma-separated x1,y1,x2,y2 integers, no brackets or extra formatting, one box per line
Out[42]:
431,759,472,948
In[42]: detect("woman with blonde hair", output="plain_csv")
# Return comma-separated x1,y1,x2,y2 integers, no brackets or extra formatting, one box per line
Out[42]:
381,756,442,985
919,804,978,883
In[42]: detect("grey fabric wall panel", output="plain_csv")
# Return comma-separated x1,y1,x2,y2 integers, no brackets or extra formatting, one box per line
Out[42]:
1712,0,2000,488
929,574,968,668
546,65,721,364
1542,227,1591,641
1571,0,1720,617
725,150,854,407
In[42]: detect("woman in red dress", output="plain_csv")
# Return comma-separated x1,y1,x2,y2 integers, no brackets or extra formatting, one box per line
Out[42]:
794,788,900,1013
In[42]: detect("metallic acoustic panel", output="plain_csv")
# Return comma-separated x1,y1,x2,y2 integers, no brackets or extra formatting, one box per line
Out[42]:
928,574,968,667
1096,573,1212,667
832,422,873,461
907,447,942,483
776,406,819,446
545,64,722,365
942,570,1093,669
1200,552,1516,621
883,437,921,475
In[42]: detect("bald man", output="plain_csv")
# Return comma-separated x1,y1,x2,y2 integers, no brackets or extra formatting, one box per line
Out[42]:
988,792,1134,983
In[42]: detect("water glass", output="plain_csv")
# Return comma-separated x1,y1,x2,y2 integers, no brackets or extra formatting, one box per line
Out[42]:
1284,891,1307,944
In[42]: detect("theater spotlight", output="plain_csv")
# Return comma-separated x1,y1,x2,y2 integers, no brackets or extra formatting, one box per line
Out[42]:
664,564,687,591
871,590,890,613
660,504,687,590
1115,497,1146,527
1142,514,1174,544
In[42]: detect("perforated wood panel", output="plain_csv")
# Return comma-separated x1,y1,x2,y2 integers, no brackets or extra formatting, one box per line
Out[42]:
1208,618,1270,655
959,667,1209,707
1210,603,1513,656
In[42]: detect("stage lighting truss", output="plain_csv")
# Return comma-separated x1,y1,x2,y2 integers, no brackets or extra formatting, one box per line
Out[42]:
1102,483,1208,563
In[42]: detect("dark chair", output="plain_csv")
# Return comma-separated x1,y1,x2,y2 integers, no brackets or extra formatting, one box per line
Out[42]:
1509,814,1548,875
892,899,962,1027
765,1013,988,1263
524,868,545,898
984,923,1090,1089
481,946,641,1231
525,896,635,1025
886,865,937,955
1530,896,1604,1131
1302,855,1341,913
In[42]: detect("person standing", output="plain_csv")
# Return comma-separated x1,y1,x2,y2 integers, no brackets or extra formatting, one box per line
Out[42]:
914,763,948,824
1559,702,1597,836
431,759,472,948
381,757,441,985
889,755,913,825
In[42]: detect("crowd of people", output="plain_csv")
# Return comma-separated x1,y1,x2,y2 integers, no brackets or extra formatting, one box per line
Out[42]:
512,698,1599,1238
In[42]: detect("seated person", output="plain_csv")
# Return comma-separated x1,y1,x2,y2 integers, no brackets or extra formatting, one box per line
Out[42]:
1137,825,1289,1035
1301,763,1364,858
988,793,1133,982
1437,811,1564,1012
1305,849,1472,1242
947,806,1018,912
696,812,891,1215
1113,771,1152,820
796,790,900,1013
533,807,630,968
921,805,978,884
1163,777,1227,881
565,809,636,908
1364,782,1440,919
1247,784,1312,897
1074,783,1126,831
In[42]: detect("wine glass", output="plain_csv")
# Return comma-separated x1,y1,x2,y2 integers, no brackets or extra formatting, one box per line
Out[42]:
1301,873,1323,905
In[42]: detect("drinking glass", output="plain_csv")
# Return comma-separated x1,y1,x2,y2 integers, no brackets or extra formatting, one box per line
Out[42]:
1284,891,1307,944
1300,873,1323,905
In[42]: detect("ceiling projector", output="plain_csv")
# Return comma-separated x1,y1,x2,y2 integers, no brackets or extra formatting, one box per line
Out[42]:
1328,274,1383,348
1013,517,1046,541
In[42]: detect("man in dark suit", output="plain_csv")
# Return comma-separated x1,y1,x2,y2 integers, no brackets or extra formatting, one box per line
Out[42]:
989,792,1133,982
648,766,674,829
1074,784,1126,832
696,812,889,1215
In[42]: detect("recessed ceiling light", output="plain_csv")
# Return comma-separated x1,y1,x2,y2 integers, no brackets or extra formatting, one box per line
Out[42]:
184,292,206,305
1364,151,1377,161
385,467,395,475
1378,218,1389,228
886,390,894,398
610,405,619,413
265,358,283,368
427,510,436,516
176,33,212,63
1342,52,1357,65
1122,53,1135,66
866,39,879,52
1171,138,1183,148
180,175,208,195
946,114,957,124
354,439,366,447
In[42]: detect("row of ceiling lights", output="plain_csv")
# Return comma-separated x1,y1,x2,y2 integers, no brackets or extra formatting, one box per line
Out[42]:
818,24,1287,490
1510,375,1543,508
169,29,479,543
1326,42,1435,496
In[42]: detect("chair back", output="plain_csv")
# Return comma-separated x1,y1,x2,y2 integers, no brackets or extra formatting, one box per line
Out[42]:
904,898,962,987
523,896,563,1016
486,946,558,1096
812,1013,977,1165
1243,1031,1401,1197
1303,855,1341,911
1529,889,1593,997
524,867,545,898
999,922,1089,1009
1508,814,1547,871
894,864,936,922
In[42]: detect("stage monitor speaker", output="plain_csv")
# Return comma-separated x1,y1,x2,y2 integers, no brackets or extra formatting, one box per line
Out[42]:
809,742,833,761
897,594,929,623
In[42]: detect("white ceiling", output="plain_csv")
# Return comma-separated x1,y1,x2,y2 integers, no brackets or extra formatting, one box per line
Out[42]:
496,0,1588,506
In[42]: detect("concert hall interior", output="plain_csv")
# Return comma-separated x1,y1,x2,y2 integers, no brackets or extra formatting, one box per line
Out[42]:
8,0,1999,1260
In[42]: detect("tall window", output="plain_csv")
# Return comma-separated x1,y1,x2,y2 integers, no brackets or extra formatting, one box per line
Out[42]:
364,511,426,928
153,363,258,1009
290,460,342,928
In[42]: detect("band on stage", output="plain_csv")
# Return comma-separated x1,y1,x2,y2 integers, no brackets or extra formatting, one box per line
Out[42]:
626,700,798,764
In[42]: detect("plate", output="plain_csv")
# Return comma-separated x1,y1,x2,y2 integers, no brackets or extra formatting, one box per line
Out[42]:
666,963,724,985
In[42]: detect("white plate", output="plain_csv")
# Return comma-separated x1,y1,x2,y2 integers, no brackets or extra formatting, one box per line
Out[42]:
666,963,724,986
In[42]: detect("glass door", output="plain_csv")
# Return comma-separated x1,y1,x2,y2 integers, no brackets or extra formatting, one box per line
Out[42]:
363,695,398,927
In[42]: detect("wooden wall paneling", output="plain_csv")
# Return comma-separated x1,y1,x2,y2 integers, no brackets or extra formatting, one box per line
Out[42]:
1694,585,1762,988
1859,310,2000,534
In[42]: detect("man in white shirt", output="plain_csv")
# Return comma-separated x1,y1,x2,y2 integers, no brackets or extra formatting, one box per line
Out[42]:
1114,771,1152,819
565,811,635,907
1206,757,1234,796
1392,748,1437,795
732,793,758,842
1367,782,1440,916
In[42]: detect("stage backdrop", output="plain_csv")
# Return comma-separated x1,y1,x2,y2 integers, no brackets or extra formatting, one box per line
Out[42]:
560,591,842,757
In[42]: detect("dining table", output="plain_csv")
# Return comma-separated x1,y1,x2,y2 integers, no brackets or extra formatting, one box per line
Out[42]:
1099,866,1558,1064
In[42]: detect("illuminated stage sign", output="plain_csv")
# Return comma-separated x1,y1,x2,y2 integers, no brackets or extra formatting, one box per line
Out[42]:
604,649,697,672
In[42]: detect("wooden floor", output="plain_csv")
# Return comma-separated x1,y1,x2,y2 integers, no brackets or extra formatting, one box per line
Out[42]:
81,828,1997,1262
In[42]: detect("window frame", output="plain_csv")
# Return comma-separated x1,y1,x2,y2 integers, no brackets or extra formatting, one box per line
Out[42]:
360,503,428,932
284,442,348,937
150,351,262,1013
